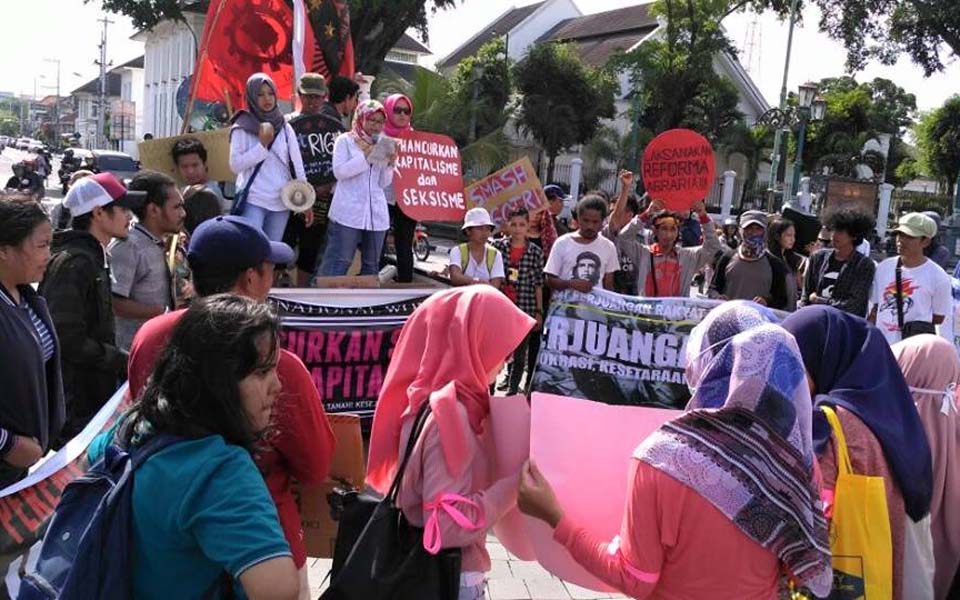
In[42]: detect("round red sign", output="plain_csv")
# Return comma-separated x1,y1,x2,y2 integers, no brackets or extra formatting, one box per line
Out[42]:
641,129,716,211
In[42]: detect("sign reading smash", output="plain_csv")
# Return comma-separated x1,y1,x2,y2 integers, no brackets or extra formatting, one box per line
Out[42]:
465,157,547,225
641,128,716,212
532,289,723,409
394,131,465,222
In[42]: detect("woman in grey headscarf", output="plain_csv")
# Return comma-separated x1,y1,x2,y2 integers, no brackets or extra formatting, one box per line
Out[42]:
229,73,309,242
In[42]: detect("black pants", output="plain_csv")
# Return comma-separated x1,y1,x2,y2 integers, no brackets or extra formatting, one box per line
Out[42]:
282,217,328,275
383,204,417,283
507,329,541,394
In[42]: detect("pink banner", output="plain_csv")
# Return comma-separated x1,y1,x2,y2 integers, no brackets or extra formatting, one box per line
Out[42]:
490,393,678,591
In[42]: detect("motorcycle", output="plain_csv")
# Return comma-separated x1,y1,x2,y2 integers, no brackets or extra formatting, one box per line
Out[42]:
414,223,431,261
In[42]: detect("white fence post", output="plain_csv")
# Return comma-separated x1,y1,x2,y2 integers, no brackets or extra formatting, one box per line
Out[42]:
720,170,736,219
570,158,584,203
799,177,812,212
877,183,895,240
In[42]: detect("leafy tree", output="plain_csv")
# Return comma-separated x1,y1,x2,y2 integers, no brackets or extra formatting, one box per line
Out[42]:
514,42,616,181
736,0,959,76
914,96,960,194
88,0,458,75
606,0,747,178
798,77,916,184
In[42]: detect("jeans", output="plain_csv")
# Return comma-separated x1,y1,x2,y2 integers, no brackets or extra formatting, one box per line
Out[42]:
318,221,387,277
240,204,291,242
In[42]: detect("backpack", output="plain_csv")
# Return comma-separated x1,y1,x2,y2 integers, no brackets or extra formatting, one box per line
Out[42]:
18,434,183,600
458,243,498,275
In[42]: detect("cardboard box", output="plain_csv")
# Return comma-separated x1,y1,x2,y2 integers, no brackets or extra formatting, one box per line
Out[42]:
297,413,366,558
137,128,234,185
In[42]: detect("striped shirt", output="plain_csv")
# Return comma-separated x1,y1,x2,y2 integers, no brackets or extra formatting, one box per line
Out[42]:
0,285,55,362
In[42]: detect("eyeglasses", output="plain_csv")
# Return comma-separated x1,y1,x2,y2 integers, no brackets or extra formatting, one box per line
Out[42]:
393,107,412,115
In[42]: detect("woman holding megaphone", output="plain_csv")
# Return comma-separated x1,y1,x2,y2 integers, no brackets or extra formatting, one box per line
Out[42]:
229,73,309,242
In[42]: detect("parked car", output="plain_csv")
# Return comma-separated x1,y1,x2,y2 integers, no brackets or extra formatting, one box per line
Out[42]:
89,150,140,182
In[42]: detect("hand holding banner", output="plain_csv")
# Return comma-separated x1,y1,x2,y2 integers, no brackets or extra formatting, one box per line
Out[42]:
394,131,466,222
641,129,716,212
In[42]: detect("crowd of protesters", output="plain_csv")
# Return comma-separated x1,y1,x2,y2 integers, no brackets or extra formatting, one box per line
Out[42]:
1,66,960,600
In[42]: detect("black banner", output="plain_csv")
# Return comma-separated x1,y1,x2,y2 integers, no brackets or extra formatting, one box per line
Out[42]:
532,289,722,410
290,113,343,224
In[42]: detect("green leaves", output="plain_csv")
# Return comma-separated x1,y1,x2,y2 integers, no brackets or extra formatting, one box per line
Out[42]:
914,96,960,191
513,42,617,179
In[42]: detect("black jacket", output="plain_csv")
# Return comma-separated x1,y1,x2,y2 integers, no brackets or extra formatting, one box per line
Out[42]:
0,285,65,456
799,248,876,318
39,230,126,442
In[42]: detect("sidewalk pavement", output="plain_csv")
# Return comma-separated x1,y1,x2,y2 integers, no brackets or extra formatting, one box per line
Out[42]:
307,534,627,599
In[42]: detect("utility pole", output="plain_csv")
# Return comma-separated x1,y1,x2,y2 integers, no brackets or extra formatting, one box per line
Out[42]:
767,0,801,206
95,16,114,149
44,59,61,149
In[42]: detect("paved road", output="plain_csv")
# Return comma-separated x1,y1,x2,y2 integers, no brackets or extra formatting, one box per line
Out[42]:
1,146,64,215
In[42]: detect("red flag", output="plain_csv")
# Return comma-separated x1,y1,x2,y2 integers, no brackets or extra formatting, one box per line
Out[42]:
192,0,298,112
302,0,355,81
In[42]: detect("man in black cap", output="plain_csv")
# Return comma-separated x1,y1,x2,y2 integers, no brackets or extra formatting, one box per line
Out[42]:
544,184,571,236
39,172,147,444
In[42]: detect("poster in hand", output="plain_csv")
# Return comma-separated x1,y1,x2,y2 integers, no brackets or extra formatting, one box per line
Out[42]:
465,157,547,226
641,128,716,212
394,131,466,222
531,288,723,409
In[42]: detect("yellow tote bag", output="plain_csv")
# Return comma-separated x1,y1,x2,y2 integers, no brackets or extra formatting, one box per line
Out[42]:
821,406,893,599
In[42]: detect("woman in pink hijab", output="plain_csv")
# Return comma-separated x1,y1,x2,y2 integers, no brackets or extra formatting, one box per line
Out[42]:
892,334,960,599
367,286,535,600
380,93,418,283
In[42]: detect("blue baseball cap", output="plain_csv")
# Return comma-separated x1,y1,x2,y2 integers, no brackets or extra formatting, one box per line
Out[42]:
187,216,295,271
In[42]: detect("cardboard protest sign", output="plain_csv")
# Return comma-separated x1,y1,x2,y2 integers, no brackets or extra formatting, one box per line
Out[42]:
394,131,466,222
532,289,722,409
641,128,716,211
465,157,548,225
137,129,234,184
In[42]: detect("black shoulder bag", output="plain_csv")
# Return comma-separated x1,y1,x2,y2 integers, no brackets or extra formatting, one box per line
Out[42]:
321,402,462,600
895,257,936,339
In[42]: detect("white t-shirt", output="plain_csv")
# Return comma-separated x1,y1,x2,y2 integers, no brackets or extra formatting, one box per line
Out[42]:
448,244,505,282
544,233,619,287
871,257,953,344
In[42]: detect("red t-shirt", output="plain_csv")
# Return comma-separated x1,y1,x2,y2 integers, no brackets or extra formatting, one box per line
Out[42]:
127,309,336,568
502,244,525,303
644,246,683,298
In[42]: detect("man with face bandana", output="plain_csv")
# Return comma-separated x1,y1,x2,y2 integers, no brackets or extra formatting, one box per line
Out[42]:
708,210,788,309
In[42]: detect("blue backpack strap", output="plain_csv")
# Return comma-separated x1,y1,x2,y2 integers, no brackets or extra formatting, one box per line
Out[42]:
129,433,185,470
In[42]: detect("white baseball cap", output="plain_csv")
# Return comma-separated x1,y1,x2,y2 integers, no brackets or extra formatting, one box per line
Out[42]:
63,172,147,217
461,207,495,231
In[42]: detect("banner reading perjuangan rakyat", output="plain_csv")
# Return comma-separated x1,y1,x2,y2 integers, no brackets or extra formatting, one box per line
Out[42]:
532,288,728,410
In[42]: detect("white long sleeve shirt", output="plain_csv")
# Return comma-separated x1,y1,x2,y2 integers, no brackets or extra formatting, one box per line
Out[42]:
229,123,307,212
326,133,394,231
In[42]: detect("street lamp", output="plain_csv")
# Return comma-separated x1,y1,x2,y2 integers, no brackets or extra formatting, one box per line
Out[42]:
756,83,827,209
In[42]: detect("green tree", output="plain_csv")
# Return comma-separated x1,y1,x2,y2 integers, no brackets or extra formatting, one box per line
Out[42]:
798,77,916,184
89,0,458,75
607,0,747,169
514,42,617,181
738,0,959,76
914,96,960,194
